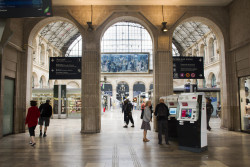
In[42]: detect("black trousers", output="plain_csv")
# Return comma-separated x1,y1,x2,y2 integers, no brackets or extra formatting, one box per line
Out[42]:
207,113,212,129
157,119,169,144
124,113,134,125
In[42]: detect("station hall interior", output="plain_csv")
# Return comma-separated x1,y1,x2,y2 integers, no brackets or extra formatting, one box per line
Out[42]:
0,0,250,166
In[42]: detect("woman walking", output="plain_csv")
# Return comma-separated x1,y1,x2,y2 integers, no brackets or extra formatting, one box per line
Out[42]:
25,100,40,146
141,100,152,142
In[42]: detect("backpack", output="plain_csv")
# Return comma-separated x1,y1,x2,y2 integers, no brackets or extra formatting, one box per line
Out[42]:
157,104,168,117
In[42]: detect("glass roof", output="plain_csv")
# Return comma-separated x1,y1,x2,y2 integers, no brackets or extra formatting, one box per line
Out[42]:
38,21,80,51
173,21,212,55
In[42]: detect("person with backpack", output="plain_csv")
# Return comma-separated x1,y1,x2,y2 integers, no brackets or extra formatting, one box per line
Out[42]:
154,98,170,145
122,99,134,128
38,100,52,137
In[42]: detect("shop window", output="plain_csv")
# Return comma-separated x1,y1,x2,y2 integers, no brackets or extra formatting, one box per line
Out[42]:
239,76,250,132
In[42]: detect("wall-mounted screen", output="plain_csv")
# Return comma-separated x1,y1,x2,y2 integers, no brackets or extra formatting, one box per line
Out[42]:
101,53,149,73
0,0,52,18
169,108,177,115
181,109,192,119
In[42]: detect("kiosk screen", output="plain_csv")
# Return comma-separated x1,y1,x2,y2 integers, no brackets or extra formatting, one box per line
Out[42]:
181,109,192,119
169,108,177,115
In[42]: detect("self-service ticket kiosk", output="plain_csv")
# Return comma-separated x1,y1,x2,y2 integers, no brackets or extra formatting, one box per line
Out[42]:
165,95,179,138
177,92,207,152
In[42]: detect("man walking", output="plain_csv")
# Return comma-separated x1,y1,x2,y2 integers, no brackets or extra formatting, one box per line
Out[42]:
39,100,52,137
154,98,170,145
122,99,135,128
206,98,214,131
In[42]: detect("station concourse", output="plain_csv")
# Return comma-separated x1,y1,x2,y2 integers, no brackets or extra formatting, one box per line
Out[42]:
0,0,250,167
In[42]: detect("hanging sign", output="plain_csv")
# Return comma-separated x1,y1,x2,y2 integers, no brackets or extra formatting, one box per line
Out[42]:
49,57,81,79
173,57,204,79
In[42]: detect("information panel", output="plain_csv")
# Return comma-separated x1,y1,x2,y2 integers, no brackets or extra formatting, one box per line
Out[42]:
101,53,149,73
49,57,81,80
0,0,52,18
173,57,204,79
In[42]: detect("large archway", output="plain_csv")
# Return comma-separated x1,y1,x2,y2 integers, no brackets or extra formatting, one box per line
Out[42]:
27,16,83,119
171,16,228,129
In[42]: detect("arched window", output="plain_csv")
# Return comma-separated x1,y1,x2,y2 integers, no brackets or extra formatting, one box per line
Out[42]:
208,38,215,63
65,35,82,57
133,82,146,97
32,76,35,88
40,77,43,88
40,44,45,65
211,74,217,87
203,78,206,88
172,43,180,57
101,22,153,69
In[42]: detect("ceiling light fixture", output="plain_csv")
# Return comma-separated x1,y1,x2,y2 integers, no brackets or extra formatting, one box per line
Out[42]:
87,5,94,32
161,5,168,32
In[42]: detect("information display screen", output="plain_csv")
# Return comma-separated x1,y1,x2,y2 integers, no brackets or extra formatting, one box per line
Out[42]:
181,109,192,119
169,108,177,115
0,0,52,18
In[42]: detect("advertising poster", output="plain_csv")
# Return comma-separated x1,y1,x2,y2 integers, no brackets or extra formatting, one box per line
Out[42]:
101,53,149,73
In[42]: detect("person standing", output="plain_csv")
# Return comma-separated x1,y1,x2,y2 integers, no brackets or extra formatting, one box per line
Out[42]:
154,98,170,145
141,100,152,142
216,101,221,118
122,99,134,128
140,101,146,119
206,98,214,131
39,100,52,137
25,100,40,147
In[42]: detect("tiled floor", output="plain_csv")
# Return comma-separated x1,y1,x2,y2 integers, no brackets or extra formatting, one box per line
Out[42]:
0,109,250,167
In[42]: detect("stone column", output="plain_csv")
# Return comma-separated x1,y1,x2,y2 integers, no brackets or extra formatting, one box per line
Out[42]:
112,83,117,104
154,34,173,130
129,83,134,100
81,32,101,133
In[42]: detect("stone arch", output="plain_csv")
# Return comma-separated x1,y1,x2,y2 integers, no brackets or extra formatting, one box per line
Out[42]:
170,15,229,128
97,13,158,46
67,81,80,88
39,75,46,88
26,16,84,111
32,72,39,88
133,81,146,97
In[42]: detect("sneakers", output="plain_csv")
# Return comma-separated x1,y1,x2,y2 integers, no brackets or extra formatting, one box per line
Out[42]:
131,125,135,127
30,143,36,147
123,125,128,128
29,141,33,145
43,133,47,137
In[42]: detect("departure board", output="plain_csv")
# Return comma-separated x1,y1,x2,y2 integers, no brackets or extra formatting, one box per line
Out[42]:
0,0,52,18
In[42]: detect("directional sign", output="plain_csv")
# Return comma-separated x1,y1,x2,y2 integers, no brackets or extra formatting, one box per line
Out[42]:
49,57,81,79
173,57,204,79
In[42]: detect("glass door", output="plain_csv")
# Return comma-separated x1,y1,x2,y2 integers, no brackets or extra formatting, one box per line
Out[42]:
3,78,15,135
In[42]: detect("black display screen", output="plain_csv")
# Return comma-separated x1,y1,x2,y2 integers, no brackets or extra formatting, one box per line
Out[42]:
0,0,52,18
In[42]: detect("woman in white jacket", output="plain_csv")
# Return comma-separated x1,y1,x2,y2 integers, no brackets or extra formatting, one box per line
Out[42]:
141,100,152,142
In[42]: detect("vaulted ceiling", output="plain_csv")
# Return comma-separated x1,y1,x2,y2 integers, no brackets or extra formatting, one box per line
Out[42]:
53,0,233,6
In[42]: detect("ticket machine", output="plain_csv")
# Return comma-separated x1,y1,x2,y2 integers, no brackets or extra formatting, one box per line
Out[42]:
165,95,179,138
177,92,207,152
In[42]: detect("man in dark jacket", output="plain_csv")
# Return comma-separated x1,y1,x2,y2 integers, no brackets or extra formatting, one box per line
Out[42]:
154,98,170,145
39,100,52,137
206,98,214,131
122,99,134,128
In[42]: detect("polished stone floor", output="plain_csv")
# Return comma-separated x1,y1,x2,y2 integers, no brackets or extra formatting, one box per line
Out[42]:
0,109,250,167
